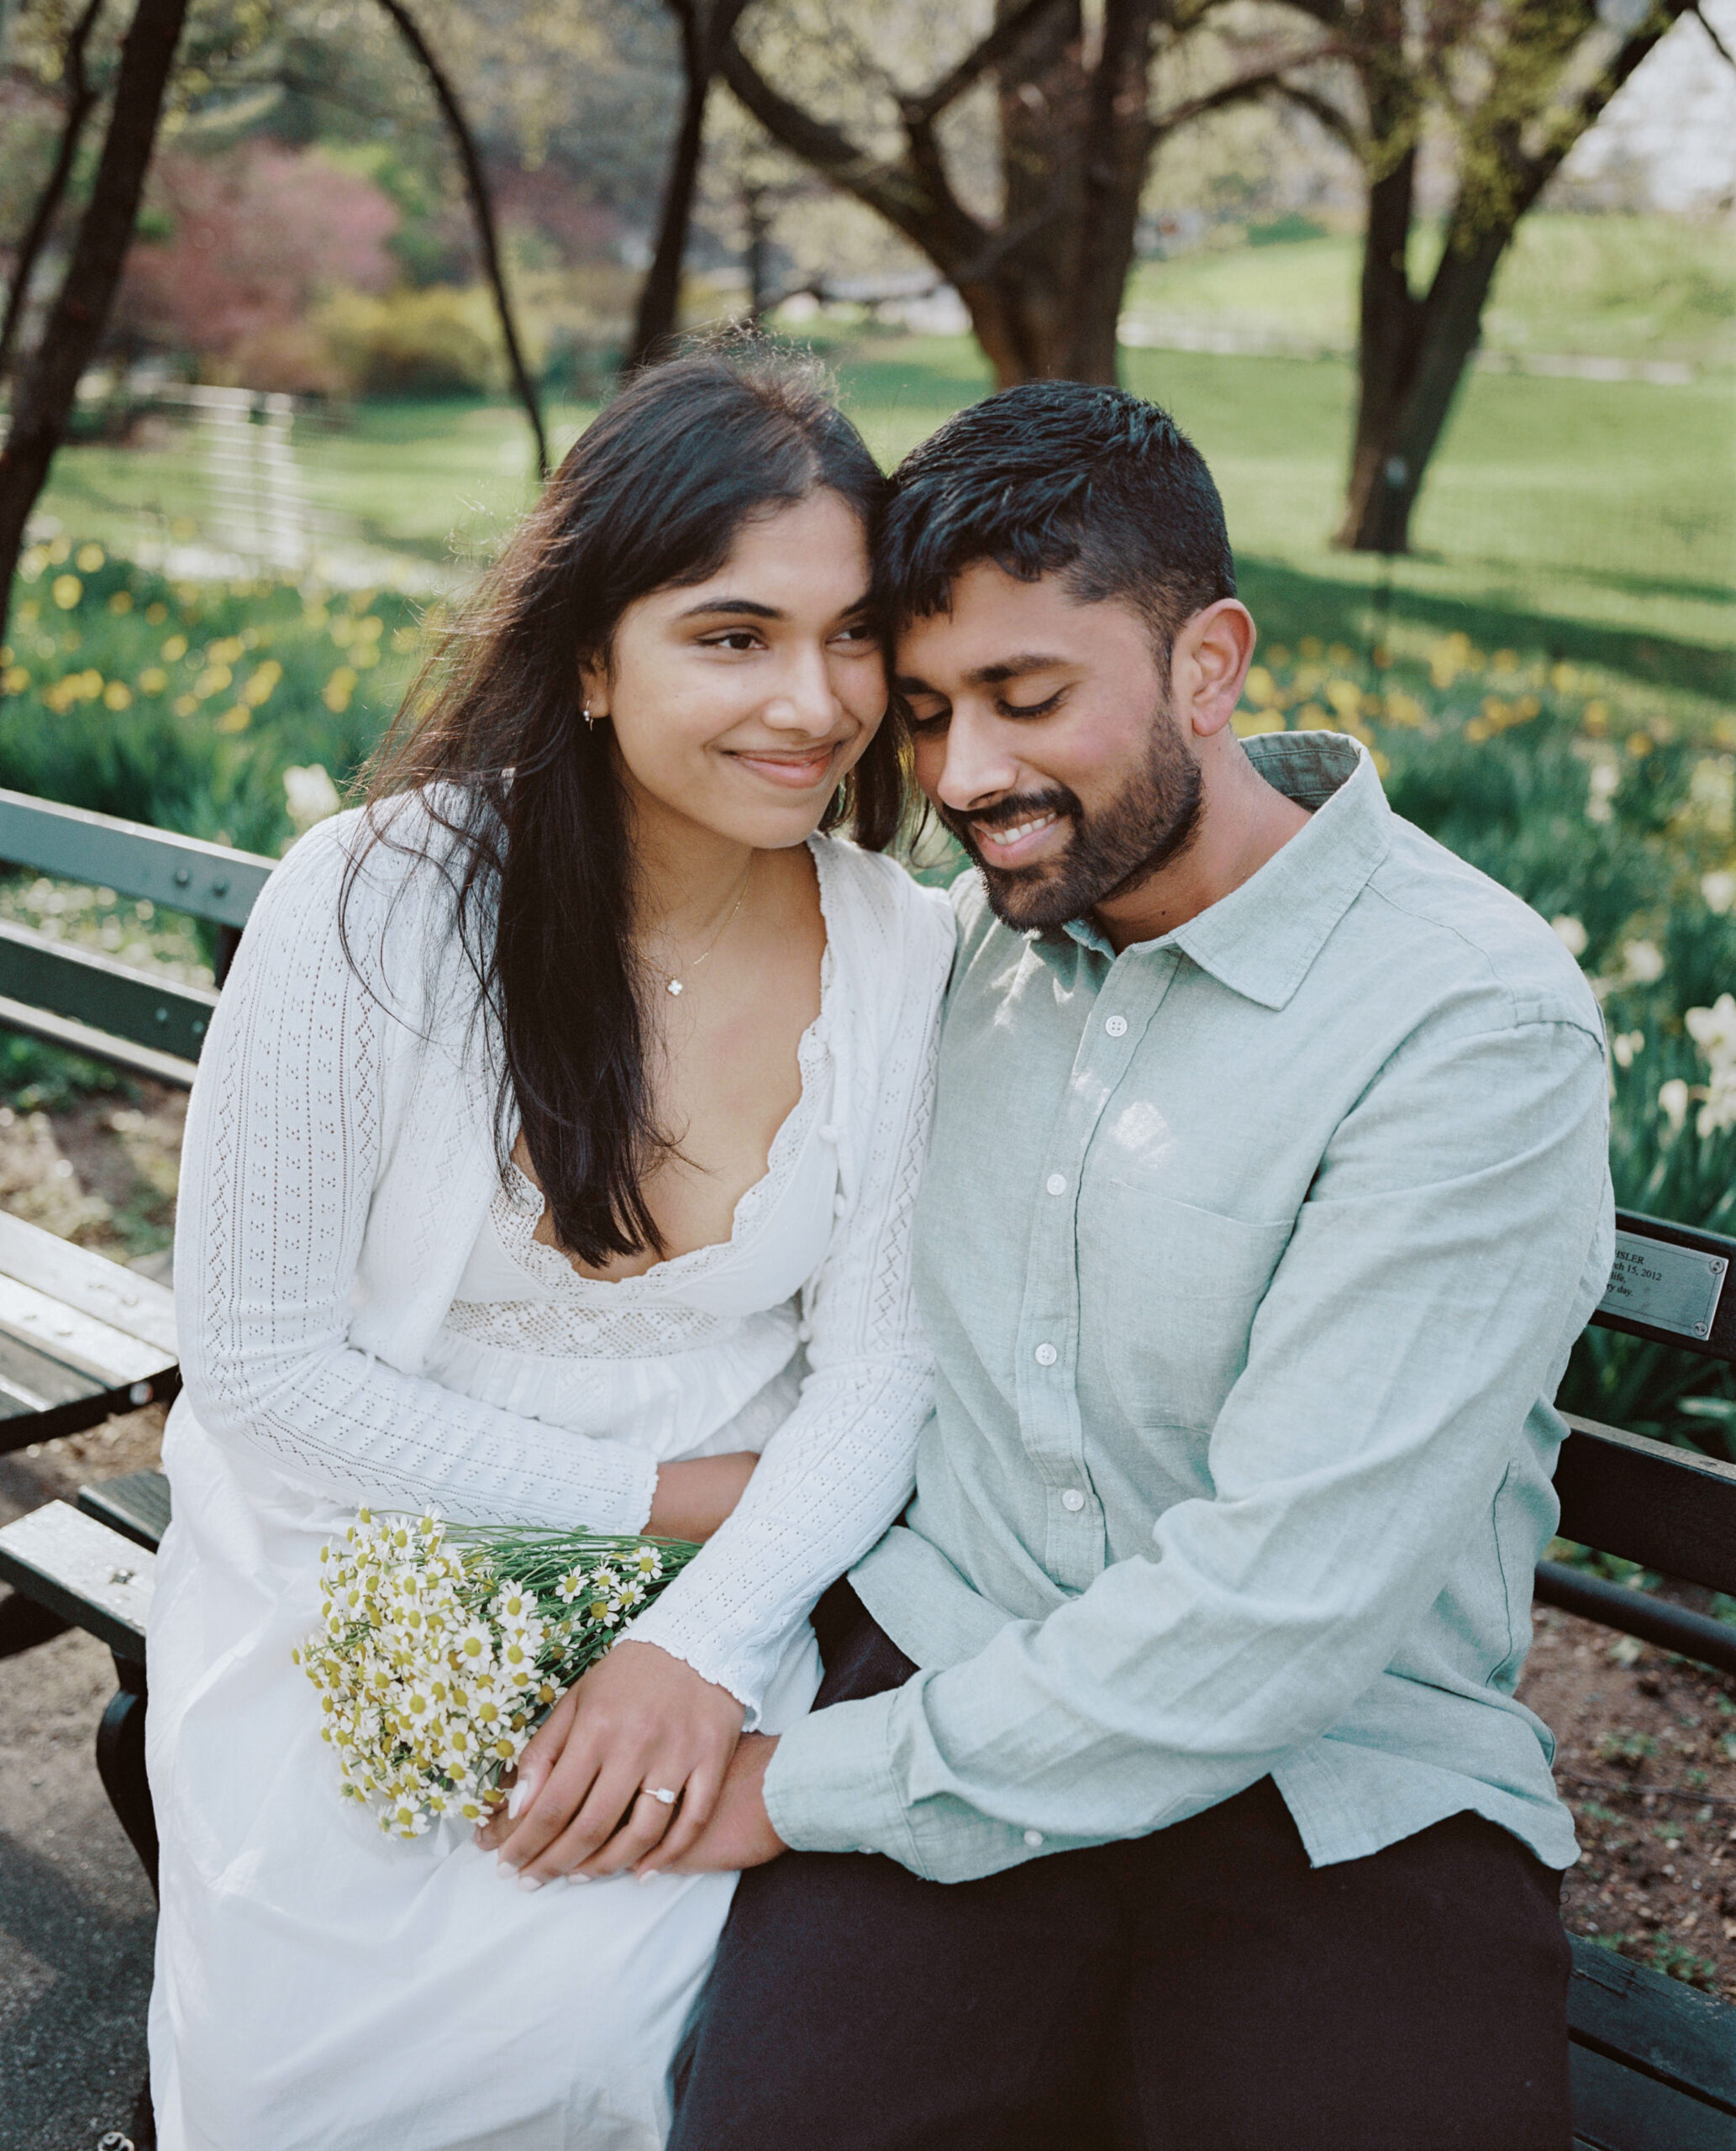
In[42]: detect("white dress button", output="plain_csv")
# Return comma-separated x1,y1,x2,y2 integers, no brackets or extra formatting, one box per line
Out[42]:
1023,1828,1044,1848
818,1123,841,1144
1060,1488,1086,1512
796,1322,813,1344
1104,1014,1128,1038
1034,1342,1057,1367
1044,1173,1066,1196
834,1195,850,1217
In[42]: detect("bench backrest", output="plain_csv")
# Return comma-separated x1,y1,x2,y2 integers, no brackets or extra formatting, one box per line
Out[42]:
0,786,274,1086
1564,1208,1736,1601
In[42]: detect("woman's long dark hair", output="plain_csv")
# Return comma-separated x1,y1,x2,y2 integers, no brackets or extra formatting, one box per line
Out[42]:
345,340,902,1268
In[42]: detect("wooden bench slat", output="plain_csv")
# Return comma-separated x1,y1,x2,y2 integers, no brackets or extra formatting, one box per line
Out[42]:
1555,1415,1736,1601
1570,2046,1736,2151
0,1211,177,1355
0,1323,109,1411
0,786,274,928
1568,1936,1736,2114
0,1501,153,1662
80,1468,172,1552
0,918,218,1064
0,1270,174,1388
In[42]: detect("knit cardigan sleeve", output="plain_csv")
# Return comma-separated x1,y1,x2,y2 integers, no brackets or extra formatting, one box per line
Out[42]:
626,849,955,1718
173,813,660,1532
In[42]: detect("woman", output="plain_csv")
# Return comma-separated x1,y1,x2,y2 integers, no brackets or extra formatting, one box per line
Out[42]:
145,344,953,2150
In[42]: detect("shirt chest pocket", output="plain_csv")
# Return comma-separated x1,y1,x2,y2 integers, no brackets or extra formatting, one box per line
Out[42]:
1078,1181,1293,1435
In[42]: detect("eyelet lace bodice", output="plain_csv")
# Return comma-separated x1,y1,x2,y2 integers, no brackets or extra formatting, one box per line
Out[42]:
170,811,955,1714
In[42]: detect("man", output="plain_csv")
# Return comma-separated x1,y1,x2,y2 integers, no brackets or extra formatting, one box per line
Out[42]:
667,382,1612,2148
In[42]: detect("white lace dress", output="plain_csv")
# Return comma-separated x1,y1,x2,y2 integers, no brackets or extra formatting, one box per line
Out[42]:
145,811,952,2151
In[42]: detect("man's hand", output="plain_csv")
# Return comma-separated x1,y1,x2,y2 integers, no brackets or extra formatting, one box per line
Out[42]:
646,1732,786,1877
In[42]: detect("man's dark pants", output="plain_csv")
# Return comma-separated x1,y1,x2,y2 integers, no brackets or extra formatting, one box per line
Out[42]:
668,1584,1573,2151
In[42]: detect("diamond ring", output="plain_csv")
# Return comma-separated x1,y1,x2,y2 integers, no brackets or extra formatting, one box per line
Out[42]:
644,1785,678,1807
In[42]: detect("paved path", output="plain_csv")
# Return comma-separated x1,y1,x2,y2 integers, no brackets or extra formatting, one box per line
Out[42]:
1,1423,165,2151
0,1624,154,2151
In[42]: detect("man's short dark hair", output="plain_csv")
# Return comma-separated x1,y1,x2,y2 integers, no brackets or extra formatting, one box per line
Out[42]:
876,381,1234,647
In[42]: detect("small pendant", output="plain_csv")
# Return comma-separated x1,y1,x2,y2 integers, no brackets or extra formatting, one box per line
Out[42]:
666,978,683,997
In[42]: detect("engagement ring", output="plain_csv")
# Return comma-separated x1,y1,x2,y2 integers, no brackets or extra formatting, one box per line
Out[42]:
644,1785,678,1807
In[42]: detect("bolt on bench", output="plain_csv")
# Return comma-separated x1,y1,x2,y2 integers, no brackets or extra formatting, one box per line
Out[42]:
0,788,1733,2147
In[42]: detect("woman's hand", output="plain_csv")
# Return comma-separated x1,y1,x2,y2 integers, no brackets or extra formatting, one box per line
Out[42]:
647,1451,757,1541
479,1640,744,1885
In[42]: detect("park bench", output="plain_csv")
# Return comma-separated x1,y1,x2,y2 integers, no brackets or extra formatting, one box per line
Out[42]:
0,786,272,1871
0,787,1733,2147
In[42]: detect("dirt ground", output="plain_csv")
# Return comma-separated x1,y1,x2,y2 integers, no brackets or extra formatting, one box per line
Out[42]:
1519,1605,1736,2001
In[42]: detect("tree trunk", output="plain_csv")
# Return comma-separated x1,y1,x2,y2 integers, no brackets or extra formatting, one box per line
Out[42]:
0,0,187,639
741,185,774,319
1333,0,1693,553
626,0,753,372
627,33,710,367
374,0,547,478
1065,0,1162,382
0,0,107,388
718,3,1160,394
1336,221,1506,555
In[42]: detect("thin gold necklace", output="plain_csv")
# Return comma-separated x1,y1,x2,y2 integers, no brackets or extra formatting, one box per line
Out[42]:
644,860,754,997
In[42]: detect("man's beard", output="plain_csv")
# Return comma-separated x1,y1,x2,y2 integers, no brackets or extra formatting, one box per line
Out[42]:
939,701,1204,934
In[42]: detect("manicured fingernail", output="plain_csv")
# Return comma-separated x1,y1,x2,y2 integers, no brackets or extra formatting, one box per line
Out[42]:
496,1854,516,1875
638,1868,660,1884
518,1871,544,1892
566,1871,591,1885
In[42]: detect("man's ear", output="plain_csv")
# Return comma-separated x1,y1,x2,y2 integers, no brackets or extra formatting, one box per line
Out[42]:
1173,601,1256,740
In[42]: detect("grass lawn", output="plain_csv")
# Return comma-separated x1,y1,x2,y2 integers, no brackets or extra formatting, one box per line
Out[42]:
1121,212,1736,370
30,255,1735,703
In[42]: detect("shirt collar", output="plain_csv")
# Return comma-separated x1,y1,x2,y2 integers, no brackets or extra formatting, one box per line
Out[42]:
1060,730,1391,1009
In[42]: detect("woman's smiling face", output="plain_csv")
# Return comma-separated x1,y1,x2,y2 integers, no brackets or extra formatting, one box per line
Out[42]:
583,490,886,851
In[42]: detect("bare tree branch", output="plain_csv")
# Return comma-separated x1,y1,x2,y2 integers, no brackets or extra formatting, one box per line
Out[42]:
1153,43,1345,135
906,0,1070,124
1263,74,1363,152
0,0,107,386
719,34,986,258
372,0,546,477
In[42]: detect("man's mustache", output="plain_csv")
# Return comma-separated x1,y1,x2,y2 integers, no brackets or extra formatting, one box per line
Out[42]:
937,786,1081,853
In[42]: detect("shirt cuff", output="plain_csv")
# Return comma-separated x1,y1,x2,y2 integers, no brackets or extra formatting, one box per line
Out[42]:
762,1688,925,1870
623,1596,757,1717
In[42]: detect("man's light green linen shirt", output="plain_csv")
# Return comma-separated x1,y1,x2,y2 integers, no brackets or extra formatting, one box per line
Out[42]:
765,730,1614,1885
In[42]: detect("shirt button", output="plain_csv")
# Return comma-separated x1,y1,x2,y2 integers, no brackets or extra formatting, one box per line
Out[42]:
834,1195,850,1217
818,1123,841,1144
1044,1172,1066,1196
1104,1014,1128,1038
1023,1828,1044,1848
1060,1488,1086,1512
1034,1343,1058,1367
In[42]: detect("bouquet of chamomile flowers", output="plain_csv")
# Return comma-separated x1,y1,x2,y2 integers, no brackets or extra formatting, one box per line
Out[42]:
294,1508,698,1839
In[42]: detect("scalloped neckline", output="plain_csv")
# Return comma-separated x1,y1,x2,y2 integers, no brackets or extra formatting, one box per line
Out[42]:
497,837,839,1302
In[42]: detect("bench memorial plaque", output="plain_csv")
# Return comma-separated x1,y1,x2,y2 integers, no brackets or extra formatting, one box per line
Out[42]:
1599,1231,1728,1341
